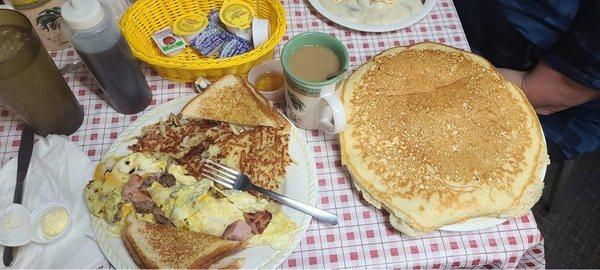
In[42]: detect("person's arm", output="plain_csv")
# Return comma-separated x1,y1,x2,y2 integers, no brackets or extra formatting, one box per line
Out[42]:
498,0,600,115
498,61,600,115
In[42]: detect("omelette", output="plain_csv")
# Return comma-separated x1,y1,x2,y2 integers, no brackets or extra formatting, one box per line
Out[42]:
85,152,297,250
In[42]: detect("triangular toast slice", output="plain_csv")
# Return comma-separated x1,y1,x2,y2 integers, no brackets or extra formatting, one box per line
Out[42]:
181,74,287,129
122,217,245,269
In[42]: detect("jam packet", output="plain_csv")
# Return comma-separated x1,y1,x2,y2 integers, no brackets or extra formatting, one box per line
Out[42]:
152,27,186,56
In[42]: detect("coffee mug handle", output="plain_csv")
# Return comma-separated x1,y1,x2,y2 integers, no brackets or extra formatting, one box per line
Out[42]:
318,94,346,134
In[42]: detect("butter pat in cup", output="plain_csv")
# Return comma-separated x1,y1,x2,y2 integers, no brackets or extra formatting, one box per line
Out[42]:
0,204,31,247
30,203,71,244
248,59,285,101
219,0,255,41
173,14,209,42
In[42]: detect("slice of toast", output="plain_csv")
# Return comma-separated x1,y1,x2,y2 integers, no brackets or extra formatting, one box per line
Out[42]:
181,74,288,129
122,217,245,269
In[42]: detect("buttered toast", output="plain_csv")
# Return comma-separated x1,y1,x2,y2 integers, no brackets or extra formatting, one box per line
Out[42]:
181,74,289,130
122,217,245,269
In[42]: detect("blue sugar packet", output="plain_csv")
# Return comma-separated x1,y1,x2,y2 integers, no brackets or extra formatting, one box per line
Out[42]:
219,34,251,58
190,27,228,57
207,10,220,26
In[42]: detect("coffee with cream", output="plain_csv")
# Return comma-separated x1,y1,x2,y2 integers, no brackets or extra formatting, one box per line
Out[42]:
288,45,341,82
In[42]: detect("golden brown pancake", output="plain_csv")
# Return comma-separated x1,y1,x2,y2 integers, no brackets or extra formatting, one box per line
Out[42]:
340,42,549,236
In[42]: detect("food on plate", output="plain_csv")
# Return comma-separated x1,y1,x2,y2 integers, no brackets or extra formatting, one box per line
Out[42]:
340,42,549,237
84,75,298,268
86,152,297,248
318,0,424,25
122,217,245,269
136,76,291,192
181,74,289,129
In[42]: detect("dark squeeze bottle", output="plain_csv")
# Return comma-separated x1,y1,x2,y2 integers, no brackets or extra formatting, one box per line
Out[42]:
60,0,151,114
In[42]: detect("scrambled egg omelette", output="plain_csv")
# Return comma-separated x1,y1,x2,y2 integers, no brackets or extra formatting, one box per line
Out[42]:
85,152,297,250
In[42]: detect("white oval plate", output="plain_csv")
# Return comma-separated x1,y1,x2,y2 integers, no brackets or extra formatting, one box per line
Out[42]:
91,95,317,269
307,0,437,33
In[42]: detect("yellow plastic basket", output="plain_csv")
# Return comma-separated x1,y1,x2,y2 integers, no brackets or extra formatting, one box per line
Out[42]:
120,0,286,82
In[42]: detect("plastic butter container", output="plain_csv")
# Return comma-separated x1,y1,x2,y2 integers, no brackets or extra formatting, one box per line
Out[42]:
219,0,255,41
173,14,209,42
151,27,186,56
0,203,72,247
252,17,269,48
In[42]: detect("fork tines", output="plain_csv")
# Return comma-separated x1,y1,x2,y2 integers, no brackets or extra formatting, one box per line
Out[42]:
201,160,239,188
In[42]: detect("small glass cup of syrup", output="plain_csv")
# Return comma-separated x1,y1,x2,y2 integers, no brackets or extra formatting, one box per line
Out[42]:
247,59,285,102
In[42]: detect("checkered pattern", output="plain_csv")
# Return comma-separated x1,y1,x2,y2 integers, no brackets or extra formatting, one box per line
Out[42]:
0,0,545,268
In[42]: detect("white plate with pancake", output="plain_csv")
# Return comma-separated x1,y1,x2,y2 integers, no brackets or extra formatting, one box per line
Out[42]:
340,42,550,236
307,0,437,32
438,162,546,232
90,95,317,269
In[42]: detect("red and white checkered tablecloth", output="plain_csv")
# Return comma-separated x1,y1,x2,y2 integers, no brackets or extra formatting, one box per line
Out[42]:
0,0,546,268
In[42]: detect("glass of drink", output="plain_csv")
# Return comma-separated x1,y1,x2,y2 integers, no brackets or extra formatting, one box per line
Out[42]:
0,9,83,136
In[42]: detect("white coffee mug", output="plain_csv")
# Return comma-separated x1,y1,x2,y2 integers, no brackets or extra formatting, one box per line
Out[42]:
283,77,346,134
281,32,349,134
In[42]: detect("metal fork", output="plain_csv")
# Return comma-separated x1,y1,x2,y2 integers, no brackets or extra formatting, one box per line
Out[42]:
202,160,338,226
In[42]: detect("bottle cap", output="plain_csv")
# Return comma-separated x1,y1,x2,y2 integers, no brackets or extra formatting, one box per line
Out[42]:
61,0,105,31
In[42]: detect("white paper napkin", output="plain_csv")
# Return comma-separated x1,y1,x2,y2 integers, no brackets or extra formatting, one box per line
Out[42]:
0,135,105,268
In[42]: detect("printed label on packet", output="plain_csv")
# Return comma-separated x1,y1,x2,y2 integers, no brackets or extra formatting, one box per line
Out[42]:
220,35,251,58
190,28,229,57
152,28,186,56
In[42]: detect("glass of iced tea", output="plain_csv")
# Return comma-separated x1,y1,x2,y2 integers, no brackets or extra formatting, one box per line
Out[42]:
0,9,83,136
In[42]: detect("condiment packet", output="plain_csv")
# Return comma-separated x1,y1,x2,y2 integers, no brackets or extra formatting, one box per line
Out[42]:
219,0,255,41
151,27,186,56
173,14,209,42
190,27,229,57
220,34,251,58
189,9,253,58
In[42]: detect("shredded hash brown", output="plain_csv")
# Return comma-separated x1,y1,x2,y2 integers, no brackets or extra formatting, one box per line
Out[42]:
129,114,292,192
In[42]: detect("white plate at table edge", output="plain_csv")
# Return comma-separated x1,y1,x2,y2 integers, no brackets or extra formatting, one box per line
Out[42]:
347,164,546,232
90,95,318,269
307,0,438,33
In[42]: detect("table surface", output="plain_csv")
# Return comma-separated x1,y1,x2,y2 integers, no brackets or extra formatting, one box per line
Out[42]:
0,0,546,268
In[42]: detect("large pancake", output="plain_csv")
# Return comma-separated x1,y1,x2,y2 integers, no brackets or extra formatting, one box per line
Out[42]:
340,42,549,237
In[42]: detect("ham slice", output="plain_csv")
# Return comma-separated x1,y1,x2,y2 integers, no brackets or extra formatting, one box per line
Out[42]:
222,220,252,241
130,189,153,214
151,206,174,226
244,211,272,234
122,174,144,201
